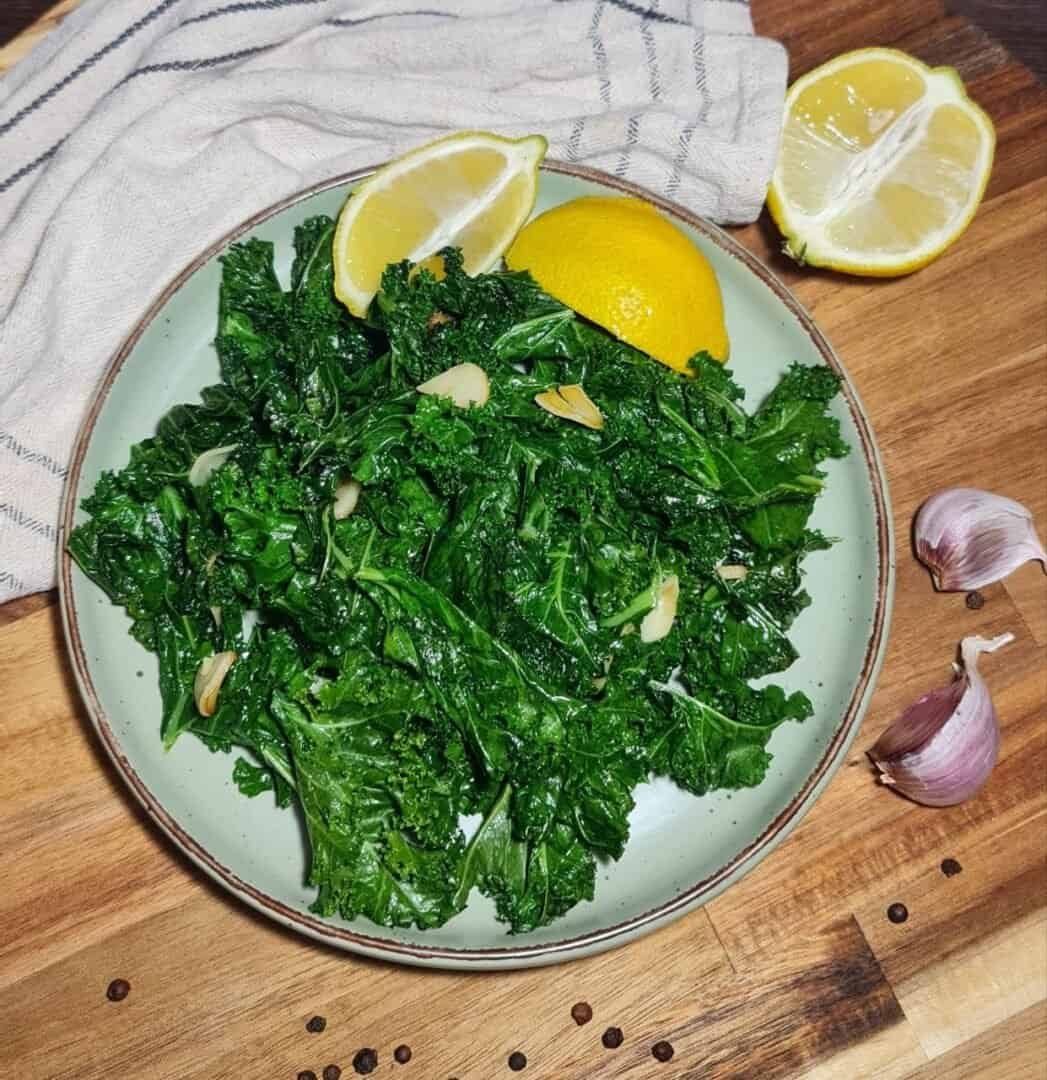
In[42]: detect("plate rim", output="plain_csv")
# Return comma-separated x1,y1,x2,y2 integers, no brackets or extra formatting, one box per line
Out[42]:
58,159,894,969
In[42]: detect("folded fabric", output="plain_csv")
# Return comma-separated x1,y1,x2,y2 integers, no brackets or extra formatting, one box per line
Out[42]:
0,0,786,602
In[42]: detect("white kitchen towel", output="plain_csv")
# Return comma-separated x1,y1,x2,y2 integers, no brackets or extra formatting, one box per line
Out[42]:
0,0,786,602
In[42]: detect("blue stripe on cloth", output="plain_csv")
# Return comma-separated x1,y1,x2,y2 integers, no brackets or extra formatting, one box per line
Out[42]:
0,142,63,194
123,42,279,80
0,569,29,593
640,0,663,101
615,112,640,176
0,0,185,140
589,1,611,106
0,432,69,478
0,502,59,541
565,116,586,161
666,13,710,197
606,0,684,25
179,0,328,28
1,40,281,193
328,8,460,28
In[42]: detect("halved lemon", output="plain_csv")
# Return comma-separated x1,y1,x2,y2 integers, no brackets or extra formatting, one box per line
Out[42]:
506,196,727,373
767,48,995,276
333,131,547,316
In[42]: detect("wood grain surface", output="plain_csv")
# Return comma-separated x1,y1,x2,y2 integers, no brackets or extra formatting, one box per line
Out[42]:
1,3,1045,1079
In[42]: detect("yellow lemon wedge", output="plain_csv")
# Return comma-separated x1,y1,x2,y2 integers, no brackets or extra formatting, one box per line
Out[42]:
506,196,727,373
333,131,547,316
767,48,995,276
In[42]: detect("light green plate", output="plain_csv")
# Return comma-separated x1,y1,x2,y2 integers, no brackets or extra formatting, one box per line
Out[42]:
60,163,893,970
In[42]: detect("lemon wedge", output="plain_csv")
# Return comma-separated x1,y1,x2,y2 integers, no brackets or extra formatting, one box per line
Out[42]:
767,48,995,276
333,131,547,316
506,196,727,373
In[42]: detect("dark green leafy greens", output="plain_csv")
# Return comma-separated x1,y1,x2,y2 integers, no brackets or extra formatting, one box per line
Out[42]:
69,222,849,933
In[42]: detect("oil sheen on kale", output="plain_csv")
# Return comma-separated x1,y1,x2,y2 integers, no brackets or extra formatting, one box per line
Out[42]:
69,218,849,933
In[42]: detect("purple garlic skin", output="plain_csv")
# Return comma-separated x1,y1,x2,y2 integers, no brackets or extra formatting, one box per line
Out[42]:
915,487,1047,592
869,634,1013,807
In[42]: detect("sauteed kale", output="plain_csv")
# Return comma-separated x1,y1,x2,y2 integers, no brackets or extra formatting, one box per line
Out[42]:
70,217,848,932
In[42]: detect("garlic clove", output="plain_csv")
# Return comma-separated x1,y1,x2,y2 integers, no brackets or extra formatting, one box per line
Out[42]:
868,632,1013,807
716,564,749,581
417,362,489,408
640,575,679,643
189,444,238,487
194,651,236,718
915,487,1046,592
333,478,362,520
534,384,604,430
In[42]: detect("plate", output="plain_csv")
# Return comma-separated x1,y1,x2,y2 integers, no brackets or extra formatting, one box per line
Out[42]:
60,162,893,970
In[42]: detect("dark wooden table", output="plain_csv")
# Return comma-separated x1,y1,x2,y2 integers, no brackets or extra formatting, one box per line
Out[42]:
2,3,1046,1080
0,1,53,50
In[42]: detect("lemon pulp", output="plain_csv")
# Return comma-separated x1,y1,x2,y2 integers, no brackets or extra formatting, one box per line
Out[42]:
334,131,546,316
767,48,995,276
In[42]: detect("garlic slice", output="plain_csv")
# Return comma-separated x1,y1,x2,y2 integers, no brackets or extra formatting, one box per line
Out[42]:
194,651,236,718
640,575,679,643
188,444,238,487
534,384,604,430
915,487,1046,591
333,478,362,520
417,363,489,408
868,633,1013,807
716,564,749,581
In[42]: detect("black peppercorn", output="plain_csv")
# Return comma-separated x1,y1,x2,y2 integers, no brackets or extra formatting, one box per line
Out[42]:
508,1050,527,1071
298,1072,318,1080
602,1027,624,1049
966,591,985,610
352,1048,378,1075
106,979,130,1002
941,857,962,877
652,1041,675,1062
323,1066,341,1080
306,1015,327,1033
571,1001,593,1026
887,902,909,924
394,1044,412,1064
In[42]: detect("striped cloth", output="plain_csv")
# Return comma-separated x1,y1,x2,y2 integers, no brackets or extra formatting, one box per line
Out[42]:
0,0,786,602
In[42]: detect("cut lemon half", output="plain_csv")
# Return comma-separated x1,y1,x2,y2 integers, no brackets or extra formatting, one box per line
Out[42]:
767,48,995,276
506,196,727,374
333,131,547,316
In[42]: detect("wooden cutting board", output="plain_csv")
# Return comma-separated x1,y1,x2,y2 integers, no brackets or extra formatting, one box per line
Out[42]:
1,3,1045,1078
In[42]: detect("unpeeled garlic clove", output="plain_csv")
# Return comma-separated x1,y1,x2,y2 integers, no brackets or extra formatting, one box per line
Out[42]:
189,444,238,487
534,384,604,430
640,575,679,643
417,362,489,408
915,487,1046,592
194,651,236,717
868,632,1013,807
333,478,362,520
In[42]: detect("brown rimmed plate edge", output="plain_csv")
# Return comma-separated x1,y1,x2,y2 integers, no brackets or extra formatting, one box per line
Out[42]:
58,159,894,970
